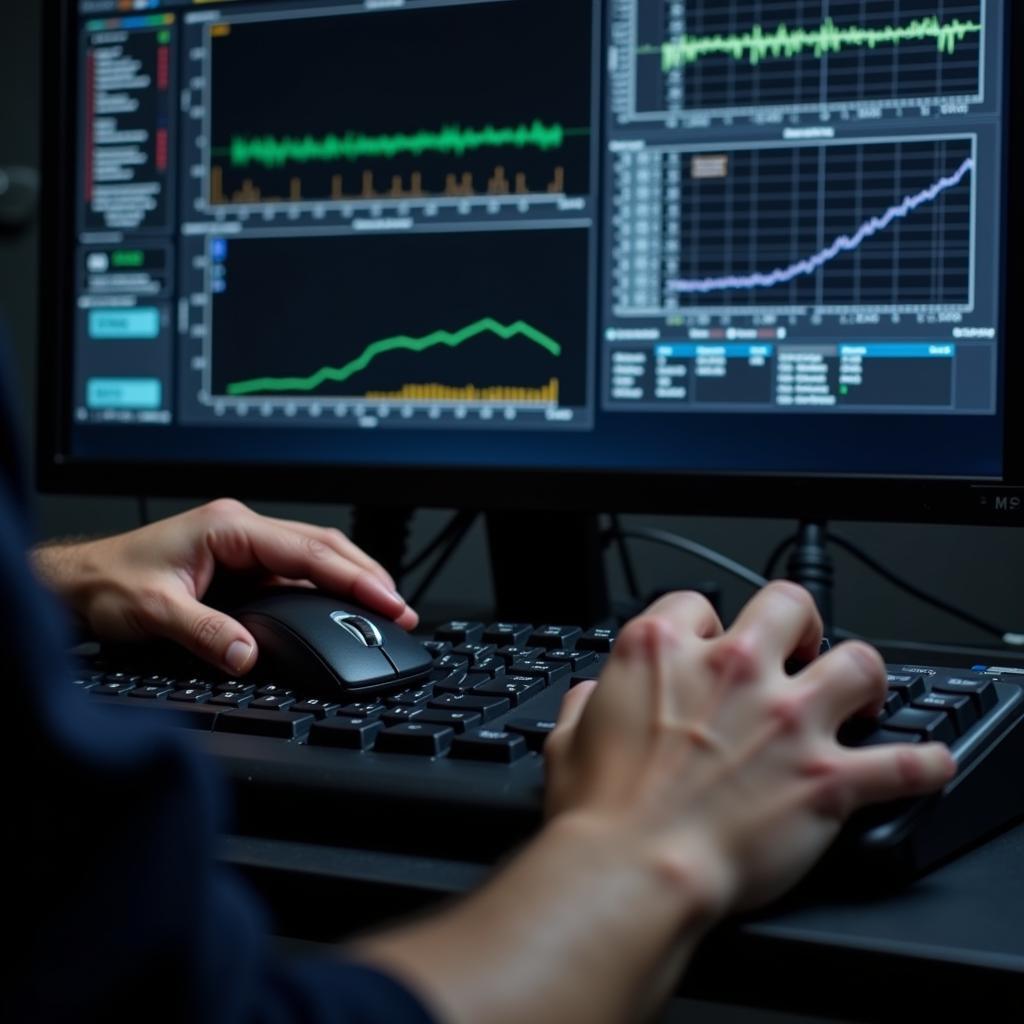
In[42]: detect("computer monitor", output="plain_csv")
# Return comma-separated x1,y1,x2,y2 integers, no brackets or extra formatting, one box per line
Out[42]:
38,0,1022,539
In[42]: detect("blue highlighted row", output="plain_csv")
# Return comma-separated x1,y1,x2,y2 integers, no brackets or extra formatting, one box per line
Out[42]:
839,344,955,358
88,308,160,340
656,344,774,358
655,343,955,359
86,378,162,411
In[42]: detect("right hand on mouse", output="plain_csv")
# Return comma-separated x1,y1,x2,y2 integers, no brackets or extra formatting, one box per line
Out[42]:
31,498,417,675
544,582,956,916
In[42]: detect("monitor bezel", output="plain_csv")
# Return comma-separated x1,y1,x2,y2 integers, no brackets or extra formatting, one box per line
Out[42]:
36,0,1024,527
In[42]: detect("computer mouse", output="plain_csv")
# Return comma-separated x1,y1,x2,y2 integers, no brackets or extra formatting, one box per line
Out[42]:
233,590,433,698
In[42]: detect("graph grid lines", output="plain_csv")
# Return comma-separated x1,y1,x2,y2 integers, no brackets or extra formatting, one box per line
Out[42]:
623,0,985,123
617,135,979,316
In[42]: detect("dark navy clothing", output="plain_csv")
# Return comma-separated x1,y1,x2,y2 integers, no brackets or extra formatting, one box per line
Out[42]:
2,338,435,1023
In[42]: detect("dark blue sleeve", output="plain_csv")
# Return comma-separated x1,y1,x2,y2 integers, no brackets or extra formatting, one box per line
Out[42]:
2,346,436,1024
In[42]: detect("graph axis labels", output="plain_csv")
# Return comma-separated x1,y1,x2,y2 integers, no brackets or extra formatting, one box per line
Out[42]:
610,133,977,319
612,0,986,126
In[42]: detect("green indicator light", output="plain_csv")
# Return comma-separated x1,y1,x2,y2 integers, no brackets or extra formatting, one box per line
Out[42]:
158,30,171,44
229,120,571,170
112,250,145,268
840,385,849,396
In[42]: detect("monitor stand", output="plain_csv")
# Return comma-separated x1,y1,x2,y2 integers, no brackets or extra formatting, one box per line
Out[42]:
486,510,610,626
786,521,834,636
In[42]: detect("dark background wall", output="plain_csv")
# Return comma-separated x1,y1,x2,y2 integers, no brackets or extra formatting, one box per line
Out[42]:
1,0,1020,646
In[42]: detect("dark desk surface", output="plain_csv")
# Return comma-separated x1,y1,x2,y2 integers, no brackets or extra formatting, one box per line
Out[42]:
223,817,1024,1021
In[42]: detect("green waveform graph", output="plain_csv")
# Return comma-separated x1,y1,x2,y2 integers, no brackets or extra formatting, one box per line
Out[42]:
228,121,584,170
225,317,562,397
654,15,982,72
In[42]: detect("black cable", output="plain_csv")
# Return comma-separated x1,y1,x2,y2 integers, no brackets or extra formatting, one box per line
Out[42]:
763,533,797,580
400,511,476,577
828,532,1018,644
608,513,641,601
408,513,478,607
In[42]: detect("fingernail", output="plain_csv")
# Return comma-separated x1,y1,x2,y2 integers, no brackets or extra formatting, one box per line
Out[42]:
226,640,254,674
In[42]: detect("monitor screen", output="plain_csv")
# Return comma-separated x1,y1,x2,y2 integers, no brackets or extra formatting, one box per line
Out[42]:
40,0,1022,518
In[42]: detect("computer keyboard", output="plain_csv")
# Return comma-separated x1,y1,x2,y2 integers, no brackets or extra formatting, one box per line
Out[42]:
71,620,1024,882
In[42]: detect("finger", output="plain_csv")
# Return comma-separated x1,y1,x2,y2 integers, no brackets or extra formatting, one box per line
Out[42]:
146,590,257,675
263,517,396,589
643,590,725,641
799,640,888,724
826,742,956,817
721,580,823,670
556,677,599,731
205,517,413,624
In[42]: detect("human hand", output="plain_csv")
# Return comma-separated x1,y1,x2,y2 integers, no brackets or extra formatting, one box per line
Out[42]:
544,583,956,917
32,499,417,675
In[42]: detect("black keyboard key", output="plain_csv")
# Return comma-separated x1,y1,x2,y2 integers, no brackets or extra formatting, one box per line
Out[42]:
576,628,615,652
912,693,978,735
433,654,471,675
215,709,313,739
884,707,957,745
210,692,252,709
433,670,477,694
428,693,510,722
543,648,597,671
451,729,528,763
93,680,138,696
474,676,545,707
169,687,212,704
850,728,925,749
308,716,382,751
256,684,295,699
416,709,483,734
886,673,926,702
100,697,222,731
339,702,386,719
882,691,904,717
529,625,582,650
495,646,544,666
453,643,497,665
70,674,103,691
375,722,455,756
505,718,557,752
129,684,174,699
291,698,340,719
482,622,533,646
508,660,570,685
382,707,425,725
422,640,452,659
933,677,998,715
103,672,140,686
467,657,507,679
386,686,435,708
250,694,296,711
434,620,485,644
570,673,600,688
215,681,256,696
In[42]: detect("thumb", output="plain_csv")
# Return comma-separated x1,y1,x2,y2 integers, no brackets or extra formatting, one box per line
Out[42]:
158,592,257,675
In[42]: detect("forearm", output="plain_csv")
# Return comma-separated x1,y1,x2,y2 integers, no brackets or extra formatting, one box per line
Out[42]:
351,812,716,1024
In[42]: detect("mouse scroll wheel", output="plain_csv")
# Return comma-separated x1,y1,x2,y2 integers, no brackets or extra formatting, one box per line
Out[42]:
330,612,384,647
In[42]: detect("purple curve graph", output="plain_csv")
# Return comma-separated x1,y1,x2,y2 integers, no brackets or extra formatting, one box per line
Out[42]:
668,156,973,296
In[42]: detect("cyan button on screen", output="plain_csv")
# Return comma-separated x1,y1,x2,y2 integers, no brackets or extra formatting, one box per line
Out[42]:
86,378,162,410
88,307,160,339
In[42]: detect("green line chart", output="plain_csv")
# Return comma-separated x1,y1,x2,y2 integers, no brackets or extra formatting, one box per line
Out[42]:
653,15,982,72
623,1,984,119
226,121,581,170
225,318,562,396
